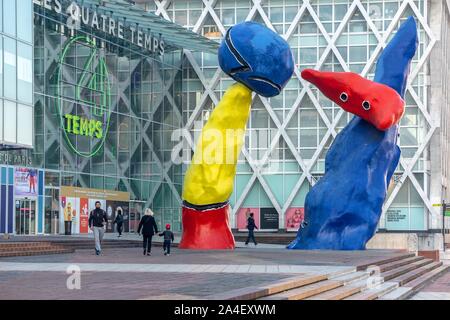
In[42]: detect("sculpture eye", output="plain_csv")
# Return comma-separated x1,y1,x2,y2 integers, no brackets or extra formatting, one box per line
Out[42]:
339,92,348,102
362,100,371,110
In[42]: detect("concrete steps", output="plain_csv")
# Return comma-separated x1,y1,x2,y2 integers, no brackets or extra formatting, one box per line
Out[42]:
305,280,365,300
356,253,415,271
259,279,344,300
205,274,328,300
205,252,447,301
0,239,143,257
389,261,442,286
330,271,369,285
344,282,399,300
380,258,433,281
233,233,295,245
380,265,450,300
377,256,425,273
0,242,74,257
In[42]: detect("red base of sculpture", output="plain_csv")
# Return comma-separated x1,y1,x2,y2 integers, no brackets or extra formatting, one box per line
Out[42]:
179,203,235,250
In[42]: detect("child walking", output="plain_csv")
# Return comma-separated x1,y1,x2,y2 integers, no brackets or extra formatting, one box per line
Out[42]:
159,224,174,256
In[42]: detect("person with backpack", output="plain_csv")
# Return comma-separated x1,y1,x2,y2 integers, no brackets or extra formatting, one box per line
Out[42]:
137,208,158,256
113,210,124,238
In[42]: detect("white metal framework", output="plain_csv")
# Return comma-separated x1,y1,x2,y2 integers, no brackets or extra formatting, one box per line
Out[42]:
145,0,439,231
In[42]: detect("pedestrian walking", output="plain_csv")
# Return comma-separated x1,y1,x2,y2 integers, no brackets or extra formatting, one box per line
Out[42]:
245,212,258,246
89,201,108,255
114,211,124,237
137,208,158,256
159,224,175,256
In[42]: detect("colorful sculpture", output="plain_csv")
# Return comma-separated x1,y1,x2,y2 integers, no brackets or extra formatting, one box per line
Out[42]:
287,17,418,250
179,22,294,249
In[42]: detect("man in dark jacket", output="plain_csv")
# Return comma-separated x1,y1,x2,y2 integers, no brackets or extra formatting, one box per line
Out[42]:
159,224,175,256
113,211,124,237
89,201,108,255
245,212,258,246
137,209,158,256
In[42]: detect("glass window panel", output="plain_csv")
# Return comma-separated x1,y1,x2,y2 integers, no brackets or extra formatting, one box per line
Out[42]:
385,3,398,19
251,109,268,128
17,0,32,42
17,104,32,146
300,48,317,64
4,37,16,99
300,128,317,147
334,4,347,20
222,9,235,25
319,5,332,21
393,180,408,205
349,46,367,62
300,35,317,47
349,34,367,45
17,42,33,104
236,8,248,22
174,10,187,26
300,110,318,127
0,100,2,141
3,0,16,36
410,207,425,230
270,7,283,23
409,183,422,205
3,100,16,143
189,10,201,25
400,127,418,146
0,38,2,96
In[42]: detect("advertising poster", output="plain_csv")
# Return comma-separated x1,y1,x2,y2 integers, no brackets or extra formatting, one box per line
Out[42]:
105,201,115,232
14,167,38,197
285,207,305,231
60,187,129,235
236,208,260,231
106,201,129,233
121,203,130,233
79,198,89,234
260,207,279,230
129,204,143,233
88,199,106,233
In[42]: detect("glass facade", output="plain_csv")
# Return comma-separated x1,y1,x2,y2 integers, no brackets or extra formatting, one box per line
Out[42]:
0,0,34,148
1,1,185,234
144,0,434,232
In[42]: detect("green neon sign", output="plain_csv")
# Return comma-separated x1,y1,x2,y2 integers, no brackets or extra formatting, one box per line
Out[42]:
56,35,111,157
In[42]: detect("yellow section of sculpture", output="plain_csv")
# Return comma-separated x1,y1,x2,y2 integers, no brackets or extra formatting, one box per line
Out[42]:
182,82,252,205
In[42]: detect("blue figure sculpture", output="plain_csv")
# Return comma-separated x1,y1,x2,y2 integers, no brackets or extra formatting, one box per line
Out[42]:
218,21,294,97
287,17,418,250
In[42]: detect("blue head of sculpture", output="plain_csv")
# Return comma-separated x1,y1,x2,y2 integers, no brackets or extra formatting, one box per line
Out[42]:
218,21,295,97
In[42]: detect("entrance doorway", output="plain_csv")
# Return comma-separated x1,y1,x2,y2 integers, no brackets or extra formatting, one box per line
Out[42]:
15,199,37,235
44,188,60,234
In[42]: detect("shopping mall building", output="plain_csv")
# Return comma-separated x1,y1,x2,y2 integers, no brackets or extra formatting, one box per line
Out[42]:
0,0,449,251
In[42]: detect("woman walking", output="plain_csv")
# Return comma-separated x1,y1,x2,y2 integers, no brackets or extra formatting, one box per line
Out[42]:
137,208,158,256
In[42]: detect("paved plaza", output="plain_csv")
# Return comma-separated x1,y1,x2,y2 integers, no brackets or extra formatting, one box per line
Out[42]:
1,242,449,300
0,245,407,300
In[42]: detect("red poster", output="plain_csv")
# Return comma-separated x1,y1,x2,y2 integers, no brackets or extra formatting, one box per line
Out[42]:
79,198,89,234
236,208,260,230
285,207,304,231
